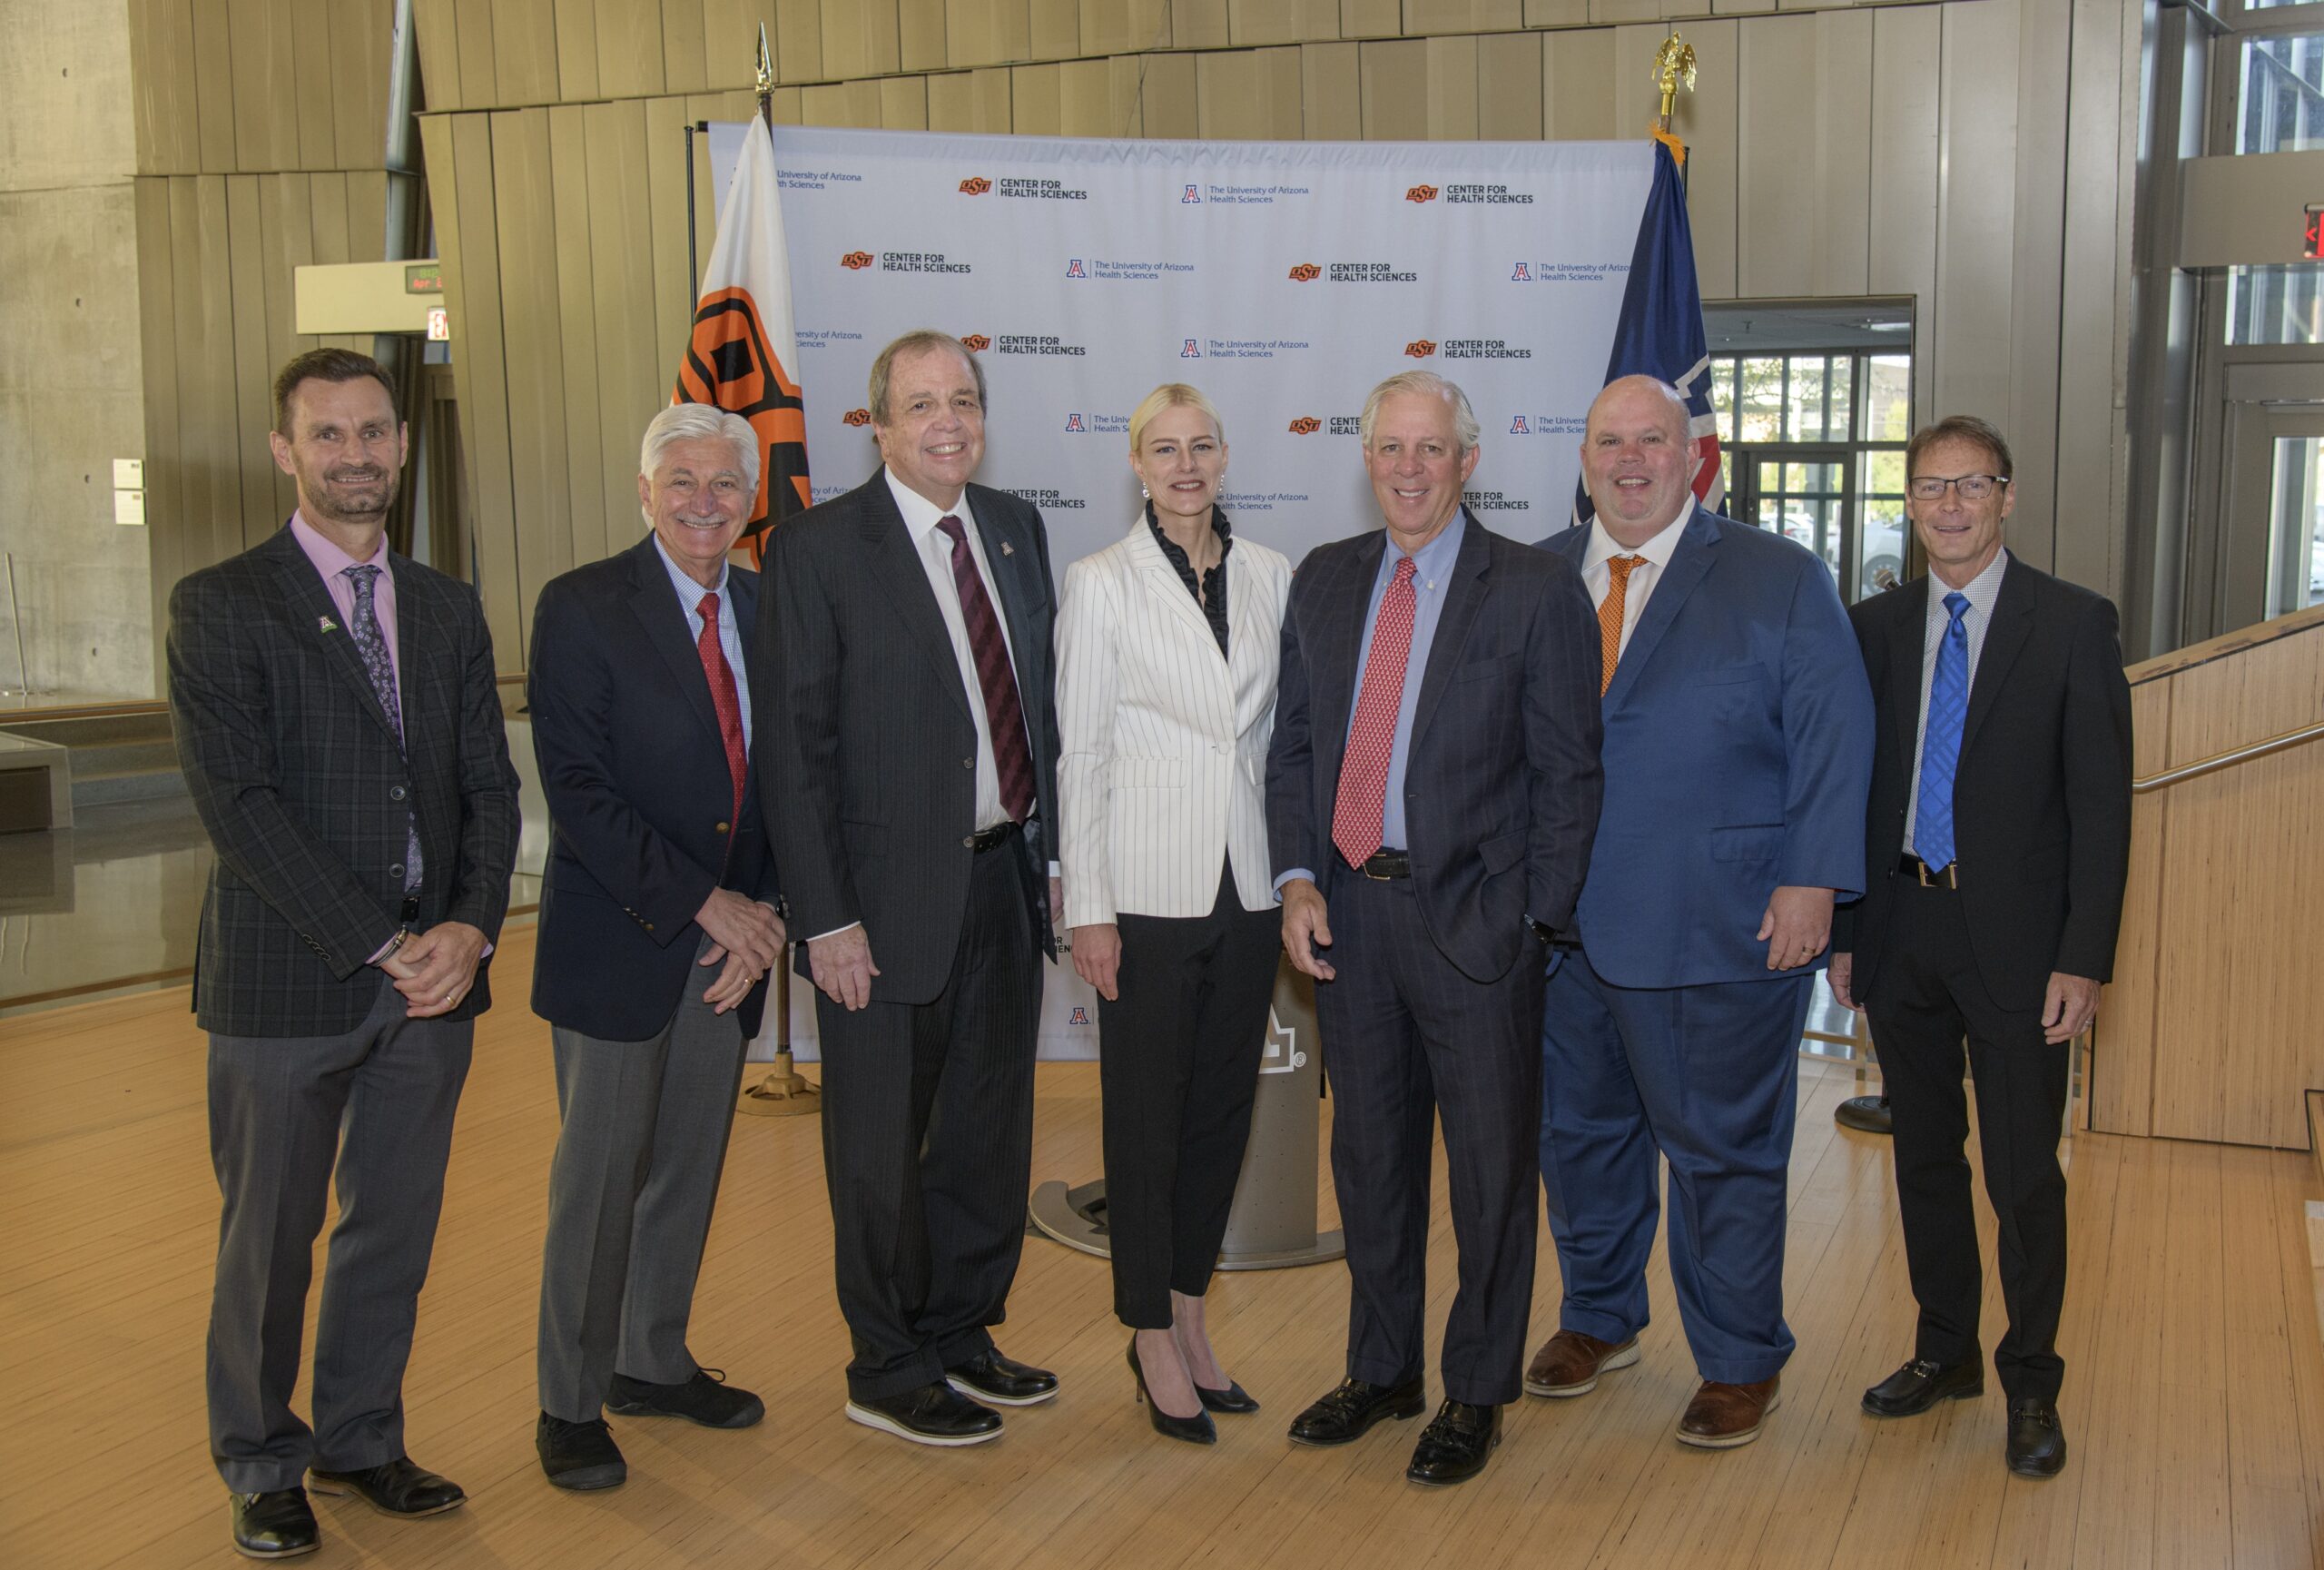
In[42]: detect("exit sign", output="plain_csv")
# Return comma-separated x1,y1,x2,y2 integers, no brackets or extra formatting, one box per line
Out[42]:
2307,203,2324,260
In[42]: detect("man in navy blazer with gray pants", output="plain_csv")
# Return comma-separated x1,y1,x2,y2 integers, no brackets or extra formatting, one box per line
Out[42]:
1529,376,1873,1450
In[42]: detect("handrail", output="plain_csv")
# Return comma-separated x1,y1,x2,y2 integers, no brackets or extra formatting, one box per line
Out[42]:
2132,719,2324,793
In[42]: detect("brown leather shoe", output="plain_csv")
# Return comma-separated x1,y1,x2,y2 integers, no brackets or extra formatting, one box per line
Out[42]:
1523,1329,1641,1397
1675,1377,1781,1448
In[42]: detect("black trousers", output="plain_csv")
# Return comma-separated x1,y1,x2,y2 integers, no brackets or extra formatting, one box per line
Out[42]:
815,843,1042,1403
1314,873,1543,1407
1865,877,2072,1403
1098,866,1281,1329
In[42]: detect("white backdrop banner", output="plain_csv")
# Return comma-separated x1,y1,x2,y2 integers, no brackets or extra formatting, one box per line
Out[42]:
709,125,1656,1061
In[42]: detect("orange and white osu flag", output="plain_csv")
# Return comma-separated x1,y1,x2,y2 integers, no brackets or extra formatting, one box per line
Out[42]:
673,117,809,537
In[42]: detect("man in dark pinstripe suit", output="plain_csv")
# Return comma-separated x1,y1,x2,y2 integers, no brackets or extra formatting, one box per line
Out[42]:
760,331,1064,1447
168,349,519,1561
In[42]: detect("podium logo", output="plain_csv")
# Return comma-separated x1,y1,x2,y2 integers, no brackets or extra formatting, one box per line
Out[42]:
842,408,872,427
1065,258,1087,278
959,176,992,195
1405,184,1440,203
1287,417,1322,434
1287,262,1322,282
959,334,991,352
840,251,873,270
1403,340,1438,359
1064,412,1086,432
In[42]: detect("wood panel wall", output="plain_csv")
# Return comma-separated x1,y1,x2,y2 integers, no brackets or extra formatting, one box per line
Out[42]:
2092,604,2324,1150
413,0,2142,668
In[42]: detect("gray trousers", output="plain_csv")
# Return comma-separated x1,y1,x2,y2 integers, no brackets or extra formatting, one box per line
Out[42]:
207,974,474,1493
537,951,749,1421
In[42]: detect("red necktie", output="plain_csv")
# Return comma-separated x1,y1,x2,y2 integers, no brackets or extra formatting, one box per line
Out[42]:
696,591,746,823
935,515,1036,822
1332,556,1418,869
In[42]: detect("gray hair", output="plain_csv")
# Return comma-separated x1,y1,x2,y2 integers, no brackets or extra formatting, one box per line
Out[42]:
639,403,760,498
869,329,989,425
1359,370,1481,453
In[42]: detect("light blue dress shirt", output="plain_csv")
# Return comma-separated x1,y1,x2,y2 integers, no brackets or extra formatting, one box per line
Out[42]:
1276,511,1467,894
651,534,751,751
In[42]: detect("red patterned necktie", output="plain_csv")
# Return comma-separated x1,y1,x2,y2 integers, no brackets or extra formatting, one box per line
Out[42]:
1332,556,1419,869
935,515,1036,822
695,591,747,822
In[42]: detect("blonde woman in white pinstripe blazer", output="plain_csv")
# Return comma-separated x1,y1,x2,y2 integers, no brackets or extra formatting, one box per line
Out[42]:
1056,384,1292,1446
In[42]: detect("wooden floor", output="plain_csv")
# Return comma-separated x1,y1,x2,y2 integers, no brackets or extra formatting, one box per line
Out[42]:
5,925,2322,1569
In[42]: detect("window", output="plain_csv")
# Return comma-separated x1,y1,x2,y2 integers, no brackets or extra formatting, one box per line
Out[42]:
2240,32,2324,153
2226,263,2324,343
2266,436,2324,617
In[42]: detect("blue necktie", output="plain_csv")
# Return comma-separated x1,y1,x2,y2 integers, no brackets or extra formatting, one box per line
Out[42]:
1915,591,1970,871
347,564,423,892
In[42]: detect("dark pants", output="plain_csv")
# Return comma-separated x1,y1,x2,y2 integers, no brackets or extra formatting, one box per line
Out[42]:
1539,953,1811,1386
816,842,1043,1402
1314,872,1544,1407
1864,878,2072,1403
1098,866,1280,1328
537,934,750,1421
206,975,473,1492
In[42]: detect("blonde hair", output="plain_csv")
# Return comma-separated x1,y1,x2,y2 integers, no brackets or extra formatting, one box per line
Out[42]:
1128,383,1226,453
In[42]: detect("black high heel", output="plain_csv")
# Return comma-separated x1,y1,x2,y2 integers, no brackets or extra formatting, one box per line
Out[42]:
1195,1379,1260,1415
1128,1338,1216,1445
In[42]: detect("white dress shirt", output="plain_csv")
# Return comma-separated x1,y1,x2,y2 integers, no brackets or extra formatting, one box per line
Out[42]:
649,534,751,750
885,468,1030,834
1581,508,1691,655
1904,548,2010,857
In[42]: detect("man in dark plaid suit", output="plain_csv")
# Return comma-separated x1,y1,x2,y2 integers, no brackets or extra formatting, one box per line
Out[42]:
167,348,519,1562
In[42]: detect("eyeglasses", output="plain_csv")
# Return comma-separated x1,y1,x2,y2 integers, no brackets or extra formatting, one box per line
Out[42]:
1907,474,2010,502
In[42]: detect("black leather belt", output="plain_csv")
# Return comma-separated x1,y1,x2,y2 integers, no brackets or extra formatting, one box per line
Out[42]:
967,821,1020,854
1898,853,1957,891
1361,849,1411,881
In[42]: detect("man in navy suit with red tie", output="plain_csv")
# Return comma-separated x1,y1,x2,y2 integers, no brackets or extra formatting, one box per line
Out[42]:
527,404,786,1491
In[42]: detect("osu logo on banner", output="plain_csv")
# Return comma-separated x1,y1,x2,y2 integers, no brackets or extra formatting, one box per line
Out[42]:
960,334,992,352
1405,184,1439,203
959,176,992,194
1287,417,1322,435
674,287,809,535
842,409,872,427
1287,263,1321,282
840,251,873,270
1404,340,1438,359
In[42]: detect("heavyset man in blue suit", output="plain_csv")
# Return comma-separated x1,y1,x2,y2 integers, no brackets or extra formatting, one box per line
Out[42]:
1268,370,1603,1486
526,404,786,1491
1529,376,1874,1449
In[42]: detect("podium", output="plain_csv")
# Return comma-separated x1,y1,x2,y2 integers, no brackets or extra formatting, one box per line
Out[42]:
1028,959,1344,1270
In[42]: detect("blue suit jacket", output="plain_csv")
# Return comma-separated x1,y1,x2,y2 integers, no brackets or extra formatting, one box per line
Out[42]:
1541,507,1873,990
527,535,780,1038
1267,512,1604,984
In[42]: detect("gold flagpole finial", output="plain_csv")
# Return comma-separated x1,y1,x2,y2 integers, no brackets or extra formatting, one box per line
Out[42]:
1651,31,1698,128
755,23,775,124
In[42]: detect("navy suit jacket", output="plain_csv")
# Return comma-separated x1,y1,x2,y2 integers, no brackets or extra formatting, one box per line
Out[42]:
1541,507,1874,990
527,535,779,1039
1267,511,1604,984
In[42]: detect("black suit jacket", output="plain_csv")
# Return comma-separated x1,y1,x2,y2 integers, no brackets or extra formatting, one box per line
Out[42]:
1833,555,2134,1010
758,469,1062,1004
1265,512,1604,984
167,524,521,1036
527,536,780,1038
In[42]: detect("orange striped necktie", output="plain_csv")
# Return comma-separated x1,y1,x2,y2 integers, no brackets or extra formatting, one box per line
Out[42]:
1599,554,1643,696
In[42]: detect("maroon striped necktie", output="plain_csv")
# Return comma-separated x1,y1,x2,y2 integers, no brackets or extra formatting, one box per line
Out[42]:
935,514,1035,822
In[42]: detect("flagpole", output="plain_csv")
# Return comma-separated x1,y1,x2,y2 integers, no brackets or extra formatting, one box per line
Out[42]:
735,19,822,1120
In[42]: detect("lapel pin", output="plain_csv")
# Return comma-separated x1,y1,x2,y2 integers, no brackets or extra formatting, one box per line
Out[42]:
318,615,339,634
1000,541,1015,557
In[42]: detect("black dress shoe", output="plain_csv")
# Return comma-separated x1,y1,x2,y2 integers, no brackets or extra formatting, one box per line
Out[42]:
230,1488,319,1560
1286,1376,1428,1447
608,1367,766,1428
1405,1400,1502,1486
537,1412,628,1491
1196,1378,1260,1415
945,1348,1060,1407
847,1381,1005,1447
1127,1338,1217,1445
306,1456,466,1516
1861,1357,1984,1417
2005,1397,2068,1477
